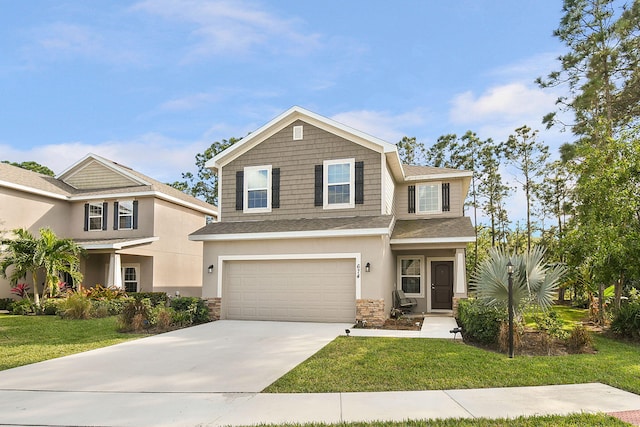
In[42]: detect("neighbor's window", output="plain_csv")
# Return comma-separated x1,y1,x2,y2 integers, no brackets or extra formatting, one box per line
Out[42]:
417,183,441,214
399,257,423,296
88,203,103,231
118,201,134,230
324,158,354,209
244,165,272,213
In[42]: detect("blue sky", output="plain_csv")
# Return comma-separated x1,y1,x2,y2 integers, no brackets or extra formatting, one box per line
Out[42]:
1,1,569,221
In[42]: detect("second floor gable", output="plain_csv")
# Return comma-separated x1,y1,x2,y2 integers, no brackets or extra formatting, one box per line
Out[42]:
210,107,473,223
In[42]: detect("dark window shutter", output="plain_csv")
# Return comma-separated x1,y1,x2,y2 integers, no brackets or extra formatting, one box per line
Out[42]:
84,203,89,231
408,185,416,213
236,171,244,210
355,161,364,204
102,202,108,230
113,201,119,230
272,168,280,209
442,183,450,212
133,200,139,229
314,165,323,206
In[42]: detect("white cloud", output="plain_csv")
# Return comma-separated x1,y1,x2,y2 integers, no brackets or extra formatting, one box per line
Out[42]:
159,93,220,111
449,82,556,125
131,0,322,60
1,133,206,183
26,22,143,65
330,109,427,143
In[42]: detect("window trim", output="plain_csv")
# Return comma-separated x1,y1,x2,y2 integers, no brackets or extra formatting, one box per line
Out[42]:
88,202,103,231
416,182,442,215
243,165,272,213
121,263,140,293
397,255,425,298
323,158,355,209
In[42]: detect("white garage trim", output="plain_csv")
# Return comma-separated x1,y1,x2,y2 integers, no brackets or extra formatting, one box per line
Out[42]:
217,253,362,299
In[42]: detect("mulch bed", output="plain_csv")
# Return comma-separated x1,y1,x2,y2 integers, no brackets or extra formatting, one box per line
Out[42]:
355,317,423,330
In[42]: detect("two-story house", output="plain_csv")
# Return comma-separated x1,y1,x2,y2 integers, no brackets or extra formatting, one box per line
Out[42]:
190,107,475,325
0,154,217,299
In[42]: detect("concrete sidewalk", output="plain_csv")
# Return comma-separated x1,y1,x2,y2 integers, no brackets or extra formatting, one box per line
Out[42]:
1,383,639,426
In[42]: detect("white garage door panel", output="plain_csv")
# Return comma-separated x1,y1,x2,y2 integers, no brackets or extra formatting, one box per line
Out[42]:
224,259,355,322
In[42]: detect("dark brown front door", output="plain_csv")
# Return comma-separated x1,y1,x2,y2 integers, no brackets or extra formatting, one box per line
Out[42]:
431,261,453,310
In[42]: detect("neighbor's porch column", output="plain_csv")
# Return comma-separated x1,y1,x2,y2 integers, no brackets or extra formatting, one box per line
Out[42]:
455,248,466,294
106,253,123,288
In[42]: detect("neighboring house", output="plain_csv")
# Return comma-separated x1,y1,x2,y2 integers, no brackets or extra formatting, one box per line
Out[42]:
189,107,475,325
0,154,217,299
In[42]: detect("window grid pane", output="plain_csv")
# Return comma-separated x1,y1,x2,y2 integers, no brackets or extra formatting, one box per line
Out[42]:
328,184,350,204
119,201,133,229
89,204,102,230
418,184,439,212
328,163,350,184
400,258,421,294
248,189,268,209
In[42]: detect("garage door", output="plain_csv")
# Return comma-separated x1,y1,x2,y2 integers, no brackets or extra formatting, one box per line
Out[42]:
223,258,356,322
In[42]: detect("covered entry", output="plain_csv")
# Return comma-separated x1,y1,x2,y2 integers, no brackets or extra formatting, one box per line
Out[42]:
222,257,357,322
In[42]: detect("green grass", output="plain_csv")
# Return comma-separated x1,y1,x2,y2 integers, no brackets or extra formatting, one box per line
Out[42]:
243,413,628,426
524,305,590,330
0,314,144,371
265,334,640,394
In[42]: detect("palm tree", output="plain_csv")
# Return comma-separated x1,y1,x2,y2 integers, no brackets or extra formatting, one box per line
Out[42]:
1,227,85,308
470,246,567,316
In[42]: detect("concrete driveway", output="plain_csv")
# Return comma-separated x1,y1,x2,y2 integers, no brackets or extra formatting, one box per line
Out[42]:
0,320,352,393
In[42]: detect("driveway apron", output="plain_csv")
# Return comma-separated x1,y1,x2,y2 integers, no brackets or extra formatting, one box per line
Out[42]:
0,320,352,393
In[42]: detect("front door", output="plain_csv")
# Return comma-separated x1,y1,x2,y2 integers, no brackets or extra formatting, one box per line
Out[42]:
431,261,453,310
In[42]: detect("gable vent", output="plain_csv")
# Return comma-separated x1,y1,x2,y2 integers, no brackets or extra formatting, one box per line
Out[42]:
293,125,303,140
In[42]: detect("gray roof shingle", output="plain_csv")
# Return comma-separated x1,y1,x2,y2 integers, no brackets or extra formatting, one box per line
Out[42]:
391,217,475,240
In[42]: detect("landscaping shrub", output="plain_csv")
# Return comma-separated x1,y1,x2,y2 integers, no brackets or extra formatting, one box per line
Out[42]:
83,284,127,301
61,293,93,319
532,310,569,340
40,298,65,315
567,324,593,353
457,298,507,345
610,300,640,340
118,298,153,332
0,298,14,310
153,306,175,331
169,297,210,325
10,299,34,315
130,292,168,307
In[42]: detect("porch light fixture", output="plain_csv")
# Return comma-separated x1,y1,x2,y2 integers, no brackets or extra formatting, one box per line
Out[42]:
507,260,514,358
208,265,214,274
365,262,371,272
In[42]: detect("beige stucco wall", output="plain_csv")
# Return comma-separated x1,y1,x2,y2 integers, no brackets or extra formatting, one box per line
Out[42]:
394,178,466,220
202,234,396,316
220,120,383,222
0,188,72,298
67,198,155,239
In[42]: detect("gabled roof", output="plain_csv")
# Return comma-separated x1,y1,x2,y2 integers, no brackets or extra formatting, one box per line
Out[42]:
1,154,217,216
207,106,405,181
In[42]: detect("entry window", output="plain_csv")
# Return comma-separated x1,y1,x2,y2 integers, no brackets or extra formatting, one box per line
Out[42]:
244,165,272,213
324,158,355,209
88,203,103,231
398,256,423,297
417,183,441,214
122,265,139,293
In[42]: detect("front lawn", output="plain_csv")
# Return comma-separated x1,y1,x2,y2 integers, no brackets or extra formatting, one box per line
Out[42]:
0,314,144,371
265,334,640,394
242,414,628,427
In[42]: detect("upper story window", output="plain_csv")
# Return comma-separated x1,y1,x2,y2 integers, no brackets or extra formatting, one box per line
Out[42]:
84,202,107,232
244,165,272,213
408,182,450,215
323,158,355,209
113,200,139,230
417,183,441,214
118,201,134,230
88,203,103,231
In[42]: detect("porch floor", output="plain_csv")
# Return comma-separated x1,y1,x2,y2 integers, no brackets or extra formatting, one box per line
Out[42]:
349,316,459,339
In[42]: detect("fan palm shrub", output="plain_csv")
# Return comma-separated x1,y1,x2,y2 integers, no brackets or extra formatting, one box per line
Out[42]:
470,246,567,317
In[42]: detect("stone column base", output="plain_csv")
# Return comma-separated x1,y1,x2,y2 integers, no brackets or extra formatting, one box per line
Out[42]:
204,297,221,320
356,299,385,327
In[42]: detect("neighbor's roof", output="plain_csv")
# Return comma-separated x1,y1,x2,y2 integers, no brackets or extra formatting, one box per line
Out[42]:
0,155,217,216
190,215,395,241
390,217,476,244
74,236,159,250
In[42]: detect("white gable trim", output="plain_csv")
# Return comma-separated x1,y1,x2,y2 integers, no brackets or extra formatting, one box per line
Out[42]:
0,180,69,200
80,236,159,250
57,153,150,187
208,106,398,171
